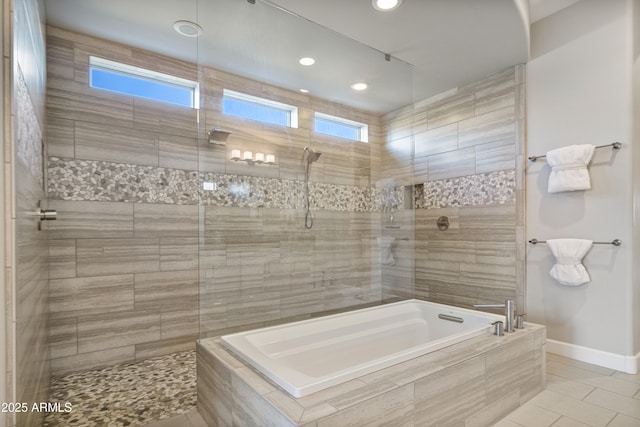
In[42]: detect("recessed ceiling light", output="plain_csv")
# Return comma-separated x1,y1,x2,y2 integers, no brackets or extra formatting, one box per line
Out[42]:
300,89,309,93
372,0,402,11
173,20,203,37
299,57,315,66
351,82,368,91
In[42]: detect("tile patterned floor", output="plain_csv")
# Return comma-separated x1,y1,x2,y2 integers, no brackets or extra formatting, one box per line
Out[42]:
45,349,640,427
495,354,640,427
44,351,196,427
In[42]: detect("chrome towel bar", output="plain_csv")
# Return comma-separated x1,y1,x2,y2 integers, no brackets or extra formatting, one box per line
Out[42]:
528,238,622,246
527,142,622,162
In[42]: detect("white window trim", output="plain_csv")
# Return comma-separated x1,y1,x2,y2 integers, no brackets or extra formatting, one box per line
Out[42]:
89,56,200,109
223,89,299,128
314,112,368,142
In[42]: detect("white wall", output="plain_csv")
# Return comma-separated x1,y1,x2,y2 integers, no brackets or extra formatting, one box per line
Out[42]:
526,0,638,367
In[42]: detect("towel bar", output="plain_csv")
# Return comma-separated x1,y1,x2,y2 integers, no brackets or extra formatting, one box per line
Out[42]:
528,238,622,246
528,142,622,162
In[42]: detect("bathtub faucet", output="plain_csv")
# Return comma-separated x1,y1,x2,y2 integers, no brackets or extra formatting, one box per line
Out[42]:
473,299,515,333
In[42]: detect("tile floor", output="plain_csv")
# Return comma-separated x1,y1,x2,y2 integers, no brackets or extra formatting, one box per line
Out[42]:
494,354,640,427
44,351,197,426
46,350,639,427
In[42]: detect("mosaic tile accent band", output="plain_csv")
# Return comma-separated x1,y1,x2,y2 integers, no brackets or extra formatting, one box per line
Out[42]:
48,157,515,211
47,157,401,212
417,170,516,209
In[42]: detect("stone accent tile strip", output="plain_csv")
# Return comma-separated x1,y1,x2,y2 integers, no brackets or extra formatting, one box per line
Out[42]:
48,157,396,212
421,169,515,209
48,157,513,212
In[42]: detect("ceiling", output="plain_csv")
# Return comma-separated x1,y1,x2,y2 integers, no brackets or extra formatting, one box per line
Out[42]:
44,0,530,114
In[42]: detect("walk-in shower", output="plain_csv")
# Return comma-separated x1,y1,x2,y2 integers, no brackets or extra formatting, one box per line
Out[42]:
304,146,322,229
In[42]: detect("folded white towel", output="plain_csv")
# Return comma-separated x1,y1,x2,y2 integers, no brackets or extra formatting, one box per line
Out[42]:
377,236,396,266
546,144,595,193
547,239,593,286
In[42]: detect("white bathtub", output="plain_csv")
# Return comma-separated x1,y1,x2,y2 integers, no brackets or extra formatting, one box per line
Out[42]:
221,299,503,398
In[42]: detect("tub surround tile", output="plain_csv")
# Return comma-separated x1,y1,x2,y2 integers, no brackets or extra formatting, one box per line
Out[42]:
317,384,414,427
197,324,545,427
465,391,521,427
413,356,486,426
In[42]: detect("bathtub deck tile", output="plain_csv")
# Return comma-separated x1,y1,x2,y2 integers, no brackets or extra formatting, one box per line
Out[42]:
232,372,298,427
235,366,277,396
316,384,415,427
298,403,339,426
264,389,305,423
197,325,546,427
414,355,487,426
326,378,399,411
465,390,520,427
296,379,368,408
359,347,452,387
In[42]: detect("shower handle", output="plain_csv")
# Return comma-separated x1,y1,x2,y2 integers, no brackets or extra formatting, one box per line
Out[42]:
39,209,57,221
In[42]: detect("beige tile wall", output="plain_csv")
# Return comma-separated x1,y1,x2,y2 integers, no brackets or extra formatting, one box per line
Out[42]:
46,26,385,376
46,26,526,376
7,1,50,426
380,65,526,311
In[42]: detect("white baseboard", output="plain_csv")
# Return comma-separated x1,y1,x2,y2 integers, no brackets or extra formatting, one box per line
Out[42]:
547,339,639,374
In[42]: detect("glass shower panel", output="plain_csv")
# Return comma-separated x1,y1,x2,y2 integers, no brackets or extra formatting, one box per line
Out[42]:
195,0,415,338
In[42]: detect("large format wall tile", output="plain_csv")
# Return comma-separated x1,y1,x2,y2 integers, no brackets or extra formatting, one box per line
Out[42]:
46,25,524,377
76,238,160,276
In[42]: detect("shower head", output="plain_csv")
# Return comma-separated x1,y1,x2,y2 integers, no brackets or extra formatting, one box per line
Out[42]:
208,128,231,143
304,146,322,163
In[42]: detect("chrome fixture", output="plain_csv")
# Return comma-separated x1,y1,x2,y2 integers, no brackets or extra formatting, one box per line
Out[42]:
36,200,57,231
208,128,231,144
528,141,621,162
515,314,525,329
529,238,622,246
437,216,449,231
438,314,463,323
304,146,322,163
492,321,504,336
303,147,322,229
473,299,516,333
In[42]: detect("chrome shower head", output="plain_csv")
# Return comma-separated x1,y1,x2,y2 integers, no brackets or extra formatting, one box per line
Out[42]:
304,146,322,163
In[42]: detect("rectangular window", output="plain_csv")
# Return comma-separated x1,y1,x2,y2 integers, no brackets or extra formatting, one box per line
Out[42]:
89,56,199,109
314,112,368,142
223,89,298,128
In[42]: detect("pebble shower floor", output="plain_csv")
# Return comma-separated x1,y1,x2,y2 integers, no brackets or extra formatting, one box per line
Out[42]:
44,351,196,426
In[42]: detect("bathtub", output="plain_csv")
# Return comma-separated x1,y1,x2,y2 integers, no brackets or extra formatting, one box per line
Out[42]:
221,299,503,398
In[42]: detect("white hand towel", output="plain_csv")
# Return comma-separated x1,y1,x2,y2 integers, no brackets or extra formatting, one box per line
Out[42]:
547,239,593,286
546,144,595,193
377,236,396,265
